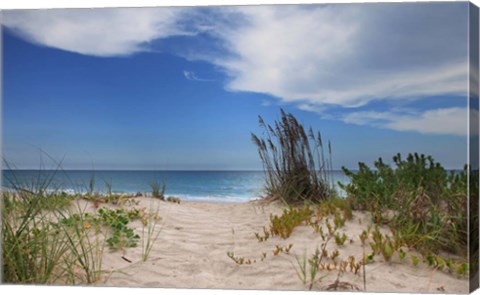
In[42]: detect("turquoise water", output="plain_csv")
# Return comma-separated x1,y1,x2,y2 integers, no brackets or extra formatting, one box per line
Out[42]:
2,170,350,203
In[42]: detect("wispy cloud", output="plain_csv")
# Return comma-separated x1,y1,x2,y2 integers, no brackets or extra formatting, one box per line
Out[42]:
261,100,271,107
183,70,214,82
297,103,327,115
343,107,474,136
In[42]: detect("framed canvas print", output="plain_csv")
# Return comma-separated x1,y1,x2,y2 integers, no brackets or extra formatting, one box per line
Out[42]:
1,1,479,294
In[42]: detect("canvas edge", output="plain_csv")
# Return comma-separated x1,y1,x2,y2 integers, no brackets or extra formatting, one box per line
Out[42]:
469,1,480,293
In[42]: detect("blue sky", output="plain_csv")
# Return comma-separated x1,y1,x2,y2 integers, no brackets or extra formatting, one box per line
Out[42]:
1,3,474,170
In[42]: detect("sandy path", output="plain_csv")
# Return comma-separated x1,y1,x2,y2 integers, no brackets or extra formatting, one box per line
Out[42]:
80,198,469,293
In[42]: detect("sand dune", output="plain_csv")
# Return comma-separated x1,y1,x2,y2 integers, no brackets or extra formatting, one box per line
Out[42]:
79,198,469,293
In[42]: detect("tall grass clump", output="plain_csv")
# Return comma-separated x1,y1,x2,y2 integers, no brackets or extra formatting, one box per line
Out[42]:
340,153,470,257
2,168,104,284
2,191,69,283
150,181,166,200
55,206,105,284
251,109,334,204
141,201,164,261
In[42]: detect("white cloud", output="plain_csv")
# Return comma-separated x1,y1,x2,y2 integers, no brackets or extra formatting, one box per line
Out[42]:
297,103,327,115
342,110,395,126
183,70,213,82
343,107,473,136
205,5,468,108
2,8,189,56
261,100,271,107
3,5,468,99
388,108,469,136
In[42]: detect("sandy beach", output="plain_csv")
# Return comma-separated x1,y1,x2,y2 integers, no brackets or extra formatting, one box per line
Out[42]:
72,197,469,293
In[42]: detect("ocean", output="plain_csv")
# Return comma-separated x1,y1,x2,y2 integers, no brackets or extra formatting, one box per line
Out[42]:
2,170,350,203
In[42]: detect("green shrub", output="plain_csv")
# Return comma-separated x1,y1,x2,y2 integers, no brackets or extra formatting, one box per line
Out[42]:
340,153,469,257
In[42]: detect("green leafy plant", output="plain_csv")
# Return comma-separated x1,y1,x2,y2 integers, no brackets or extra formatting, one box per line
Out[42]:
330,249,340,261
334,233,347,246
398,248,407,261
272,244,293,256
365,252,375,264
333,211,346,229
316,197,353,221
411,255,420,266
456,263,469,276
254,227,270,242
347,256,362,275
255,206,312,240
104,194,137,206
368,226,397,262
227,252,256,265
97,208,140,250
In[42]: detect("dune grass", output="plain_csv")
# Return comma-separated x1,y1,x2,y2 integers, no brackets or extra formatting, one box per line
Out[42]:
251,109,335,204
141,200,164,262
55,205,105,284
150,181,166,200
2,189,105,284
2,191,68,283
1,164,171,284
